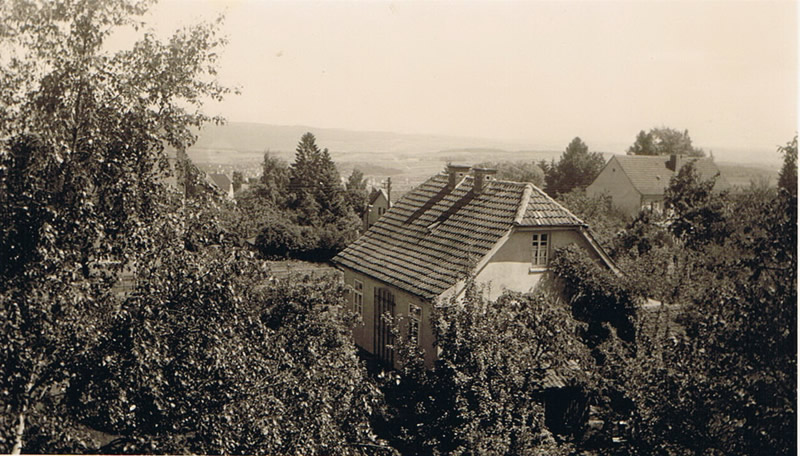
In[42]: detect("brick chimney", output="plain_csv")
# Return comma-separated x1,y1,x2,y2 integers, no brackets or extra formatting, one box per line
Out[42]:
447,164,471,189
472,167,497,194
667,154,683,172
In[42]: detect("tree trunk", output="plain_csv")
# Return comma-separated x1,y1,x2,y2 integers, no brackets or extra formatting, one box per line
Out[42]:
11,406,26,455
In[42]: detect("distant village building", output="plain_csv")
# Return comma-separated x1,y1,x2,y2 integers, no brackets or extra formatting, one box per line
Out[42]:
363,187,391,230
586,154,730,217
332,165,616,368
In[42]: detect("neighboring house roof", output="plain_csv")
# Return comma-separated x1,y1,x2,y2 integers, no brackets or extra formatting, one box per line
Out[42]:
333,173,585,300
207,173,232,192
609,155,729,196
368,187,389,205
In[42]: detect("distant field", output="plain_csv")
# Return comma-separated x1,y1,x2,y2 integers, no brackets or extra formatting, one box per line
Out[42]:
717,162,779,189
187,122,782,201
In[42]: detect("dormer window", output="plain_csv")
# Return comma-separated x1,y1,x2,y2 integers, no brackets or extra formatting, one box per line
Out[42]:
531,233,549,267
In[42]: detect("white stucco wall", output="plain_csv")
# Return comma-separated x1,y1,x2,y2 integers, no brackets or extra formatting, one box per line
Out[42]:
587,158,642,217
474,228,600,301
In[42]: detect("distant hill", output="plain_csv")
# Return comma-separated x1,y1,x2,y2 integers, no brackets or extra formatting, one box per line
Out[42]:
187,122,536,164
185,122,781,199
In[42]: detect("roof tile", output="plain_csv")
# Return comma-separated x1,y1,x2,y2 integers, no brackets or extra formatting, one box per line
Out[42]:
333,173,583,299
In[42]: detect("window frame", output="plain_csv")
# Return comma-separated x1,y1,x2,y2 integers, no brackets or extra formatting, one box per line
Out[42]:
353,279,364,316
531,232,550,269
408,303,421,345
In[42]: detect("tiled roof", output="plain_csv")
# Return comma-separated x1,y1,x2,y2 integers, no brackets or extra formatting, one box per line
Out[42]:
207,173,232,191
333,173,584,300
368,187,389,205
613,155,729,196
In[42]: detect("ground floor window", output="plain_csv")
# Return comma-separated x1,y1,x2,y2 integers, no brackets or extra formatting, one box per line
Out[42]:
408,303,421,344
353,279,364,316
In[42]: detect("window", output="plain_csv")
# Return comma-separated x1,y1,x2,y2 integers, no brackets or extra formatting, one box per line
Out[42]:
531,233,549,267
378,207,385,216
408,304,421,344
353,279,364,316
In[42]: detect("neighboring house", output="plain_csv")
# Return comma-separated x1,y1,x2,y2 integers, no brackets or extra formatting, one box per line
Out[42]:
332,165,616,368
206,172,234,199
586,154,730,217
363,187,391,230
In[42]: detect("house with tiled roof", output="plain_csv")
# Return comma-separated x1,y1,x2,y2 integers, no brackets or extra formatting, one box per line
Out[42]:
206,173,234,199
332,165,616,367
363,187,391,230
586,154,729,217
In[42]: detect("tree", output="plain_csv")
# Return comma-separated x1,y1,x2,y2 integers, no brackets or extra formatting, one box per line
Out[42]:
475,160,545,187
258,152,290,206
0,0,230,452
555,190,629,249
663,161,729,249
290,133,349,224
544,137,605,196
627,127,705,157
378,287,589,455
606,136,797,455
67,241,383,454
232,171,245,193
777,135,797,197
345,168,369,219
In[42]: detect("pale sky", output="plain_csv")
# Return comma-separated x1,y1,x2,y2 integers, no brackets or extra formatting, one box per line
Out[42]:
143,0,797,161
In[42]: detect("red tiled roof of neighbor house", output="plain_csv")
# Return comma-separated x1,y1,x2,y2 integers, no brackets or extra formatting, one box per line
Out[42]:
612,155,729,196
332,172,584,300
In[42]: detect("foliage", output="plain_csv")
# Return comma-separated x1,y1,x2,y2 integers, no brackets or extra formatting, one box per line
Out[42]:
605,136,797,455
0,0,230,452
249,133,361,261
345,168,369,219
232,171,245,193
663,161,729,249
555,189,629,249
544,137,605,196
777,134,797,197
258,152,291,206
377,288,588,455
474,160,545,187
290,133,349,224
550,245,639,347
66,239,383,454
627,127,705,157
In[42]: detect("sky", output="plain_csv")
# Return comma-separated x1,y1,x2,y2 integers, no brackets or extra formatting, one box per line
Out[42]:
140,0,797,162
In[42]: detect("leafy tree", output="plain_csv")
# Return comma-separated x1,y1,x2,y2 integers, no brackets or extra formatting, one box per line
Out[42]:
663,161,729,249
252,133,361,261
627,127,705,157
627,130,656,156
378,287,588,455
475,160,545,187
556,189,629,249
232,170,245,193
608,136,797,455
544,137,605,196
0,0,230,452
550,245,640,348
777,134,797,197
67,242,383,454
259,152,290,206
345,168,369,219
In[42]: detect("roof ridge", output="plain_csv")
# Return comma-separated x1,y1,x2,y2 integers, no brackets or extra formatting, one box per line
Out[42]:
514,184,533,224
528,185,586,226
